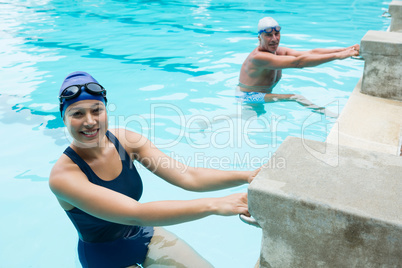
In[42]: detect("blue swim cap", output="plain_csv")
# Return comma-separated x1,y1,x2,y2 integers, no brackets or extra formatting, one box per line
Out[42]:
59,71,106,118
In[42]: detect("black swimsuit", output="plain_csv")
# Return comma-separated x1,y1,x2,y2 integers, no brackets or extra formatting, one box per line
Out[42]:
63,130,154,268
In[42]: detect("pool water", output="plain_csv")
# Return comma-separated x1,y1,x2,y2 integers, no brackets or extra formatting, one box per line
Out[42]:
0,0,390,267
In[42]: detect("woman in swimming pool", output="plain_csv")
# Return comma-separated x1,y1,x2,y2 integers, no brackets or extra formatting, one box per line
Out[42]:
49,71,258,268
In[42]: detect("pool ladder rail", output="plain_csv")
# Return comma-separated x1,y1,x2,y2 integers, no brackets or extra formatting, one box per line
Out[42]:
239,214,261,228
351,55,364,60
382,10,391,18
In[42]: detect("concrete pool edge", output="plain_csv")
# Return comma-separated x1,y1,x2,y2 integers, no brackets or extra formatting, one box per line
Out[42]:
248,75,402,267
326,77,402,156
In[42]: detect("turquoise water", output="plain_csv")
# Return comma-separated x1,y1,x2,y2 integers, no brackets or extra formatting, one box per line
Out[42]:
0,0,390,267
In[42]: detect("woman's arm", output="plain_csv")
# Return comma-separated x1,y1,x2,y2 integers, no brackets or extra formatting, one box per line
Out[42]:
49,158,249,227
116,129,258,192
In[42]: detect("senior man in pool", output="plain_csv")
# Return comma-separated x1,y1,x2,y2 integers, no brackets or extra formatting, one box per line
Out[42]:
238,17,360,113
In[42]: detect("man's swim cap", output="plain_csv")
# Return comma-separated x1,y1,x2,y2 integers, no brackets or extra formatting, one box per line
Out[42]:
258,17,280,34
59,71,106,118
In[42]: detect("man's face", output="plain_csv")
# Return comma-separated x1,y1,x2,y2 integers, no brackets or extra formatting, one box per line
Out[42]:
259,30,281,53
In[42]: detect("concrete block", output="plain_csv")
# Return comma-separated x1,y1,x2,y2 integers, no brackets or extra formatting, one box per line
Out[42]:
389,1,402,32
360,30,402,101
326,79,402,156
249,136,402,268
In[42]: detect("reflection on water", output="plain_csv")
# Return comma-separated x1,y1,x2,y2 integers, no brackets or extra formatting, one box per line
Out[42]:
0,94,67,144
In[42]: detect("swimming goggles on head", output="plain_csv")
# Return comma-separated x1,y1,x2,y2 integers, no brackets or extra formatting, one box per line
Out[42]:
58,82,107,103
258,26,281,35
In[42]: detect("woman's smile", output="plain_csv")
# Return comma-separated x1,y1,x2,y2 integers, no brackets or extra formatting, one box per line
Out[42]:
81,129,99,138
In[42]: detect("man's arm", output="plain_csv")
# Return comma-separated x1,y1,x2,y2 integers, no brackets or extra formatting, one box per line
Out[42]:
253,45,359,70
282,44,360,57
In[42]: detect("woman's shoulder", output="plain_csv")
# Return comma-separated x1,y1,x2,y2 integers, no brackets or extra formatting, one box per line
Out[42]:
49,153,97,211
50,153,76,175
49,154,86,194
109,128,136,138
108,128,149,154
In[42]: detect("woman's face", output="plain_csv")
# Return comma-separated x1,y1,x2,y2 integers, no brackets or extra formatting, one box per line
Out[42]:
63,100,108,148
